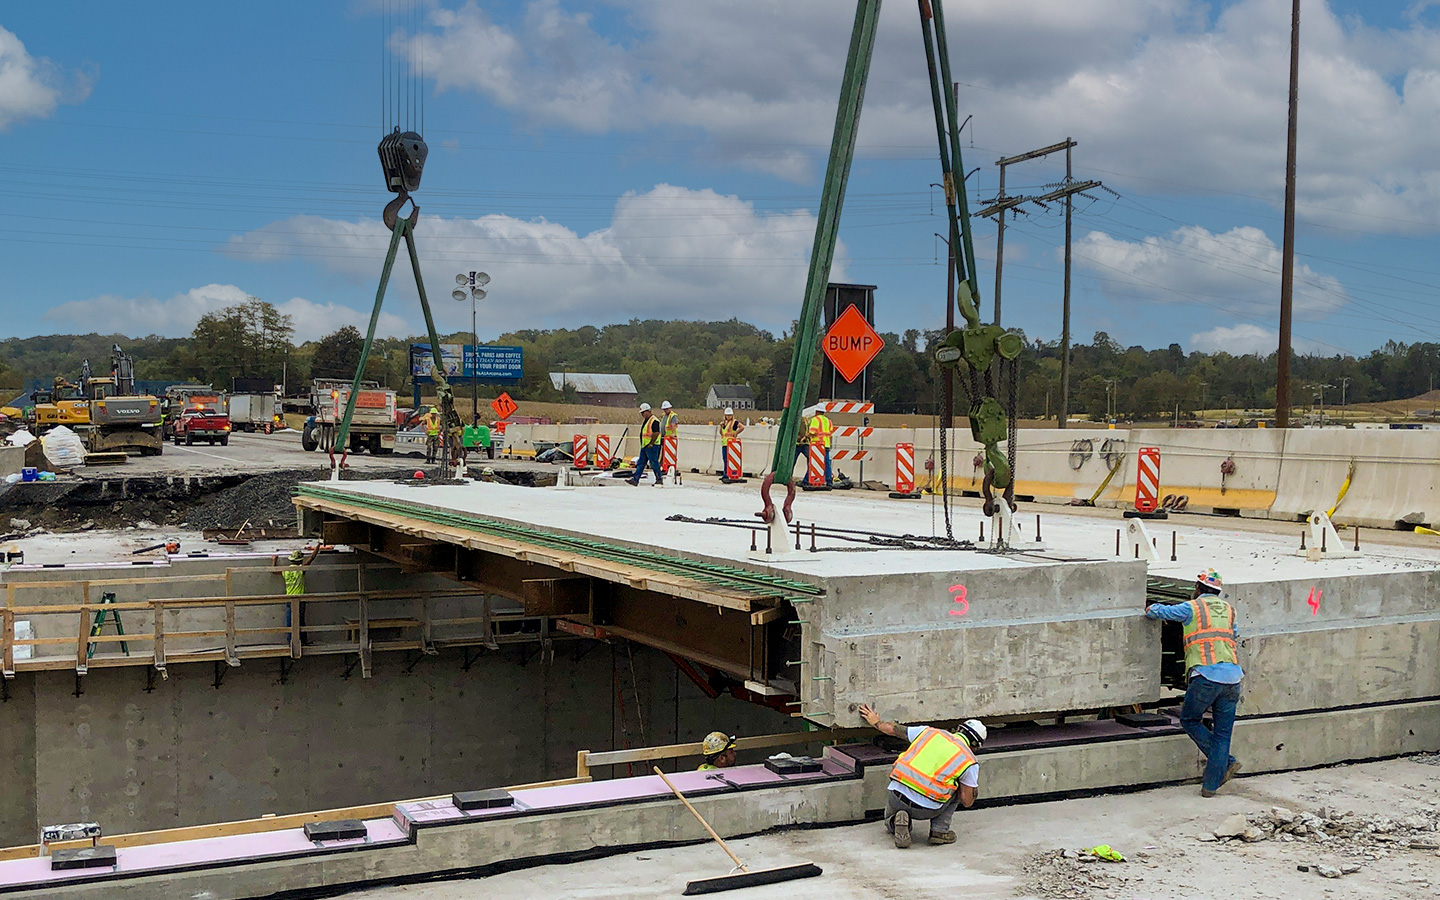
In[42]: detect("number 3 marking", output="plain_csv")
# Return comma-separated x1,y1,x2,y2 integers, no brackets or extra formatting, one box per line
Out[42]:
949,584,969,616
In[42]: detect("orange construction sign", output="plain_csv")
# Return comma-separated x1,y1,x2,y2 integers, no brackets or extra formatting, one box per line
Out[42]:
490,392,518,419
823,305,885,383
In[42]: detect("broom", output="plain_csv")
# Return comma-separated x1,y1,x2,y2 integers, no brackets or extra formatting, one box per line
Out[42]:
652,767,822,895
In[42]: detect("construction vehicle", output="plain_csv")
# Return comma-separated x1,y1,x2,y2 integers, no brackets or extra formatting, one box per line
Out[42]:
227,392,282,433
26,378,90,433
172,407,231,446
79,346,164,456
160,385,222,441
303,379,396,455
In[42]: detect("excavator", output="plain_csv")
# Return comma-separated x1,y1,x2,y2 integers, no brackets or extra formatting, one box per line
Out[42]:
79,345,164,457
758,0,1023,548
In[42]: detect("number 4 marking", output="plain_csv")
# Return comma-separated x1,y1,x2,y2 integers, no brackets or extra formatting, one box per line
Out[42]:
949,584,968,616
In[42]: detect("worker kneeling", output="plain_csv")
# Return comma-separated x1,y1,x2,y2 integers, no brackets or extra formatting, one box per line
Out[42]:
860,704,984,849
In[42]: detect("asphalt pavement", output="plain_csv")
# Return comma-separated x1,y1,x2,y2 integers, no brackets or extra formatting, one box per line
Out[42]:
84,429,448,477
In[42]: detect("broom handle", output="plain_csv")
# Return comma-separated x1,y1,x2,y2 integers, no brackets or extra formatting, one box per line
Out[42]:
653,766,748,873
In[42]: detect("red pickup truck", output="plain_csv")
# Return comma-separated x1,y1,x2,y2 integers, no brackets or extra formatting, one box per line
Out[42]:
172,408,232,446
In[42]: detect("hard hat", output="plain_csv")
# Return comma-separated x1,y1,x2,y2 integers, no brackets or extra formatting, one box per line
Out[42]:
803,405,817,417
661,401,672,410
1197,569,1223,591
481,466,495,476
701,731,736,755
723,407,734,415
430,406,438,414
639,402,652,412
956,719,987,749
287,549,304,563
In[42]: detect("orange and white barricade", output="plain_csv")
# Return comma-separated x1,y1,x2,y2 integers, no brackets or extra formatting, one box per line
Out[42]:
572,433,588,469
723,438,743,481
807,443,827,487
1134,446,1160,513
594,434,611,469
661,436,678,476
893,443,917,495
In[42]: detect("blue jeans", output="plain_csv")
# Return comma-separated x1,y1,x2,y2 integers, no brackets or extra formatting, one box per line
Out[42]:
631,444,663,484
1180,674,1242,791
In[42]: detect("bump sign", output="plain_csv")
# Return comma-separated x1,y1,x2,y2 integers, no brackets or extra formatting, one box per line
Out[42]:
822,305,885,383
948,584,969,616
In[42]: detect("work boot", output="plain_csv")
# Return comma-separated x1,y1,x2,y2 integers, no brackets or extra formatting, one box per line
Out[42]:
892,811,911,849
1221,759,1243,786
928,830,957,845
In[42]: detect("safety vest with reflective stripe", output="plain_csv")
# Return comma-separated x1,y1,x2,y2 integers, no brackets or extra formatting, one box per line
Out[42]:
662,411,679,439
890,727,978,804
809,413,834,448
1182,596,1237,670
283,568,305,596
721,419,742,440
422,412,440,436
641,415,662,447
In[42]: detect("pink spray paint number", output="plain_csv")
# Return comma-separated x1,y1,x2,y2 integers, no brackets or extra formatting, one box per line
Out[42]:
948,584,969,616
1307,586,1322,615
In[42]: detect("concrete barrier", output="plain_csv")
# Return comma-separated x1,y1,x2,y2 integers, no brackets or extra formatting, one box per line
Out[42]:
1107,428,1284,517
1273,429,1440,528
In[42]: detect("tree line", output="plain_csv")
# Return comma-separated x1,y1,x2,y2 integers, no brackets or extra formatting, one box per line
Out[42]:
2,299,1436,420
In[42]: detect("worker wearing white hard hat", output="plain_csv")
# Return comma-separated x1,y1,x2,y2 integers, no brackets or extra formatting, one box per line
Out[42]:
806,404,835,487
660,400,678,442
859,704,985,848
697,731,738,770
629,402,665,486
719,407,745,479
1145,568,1244,796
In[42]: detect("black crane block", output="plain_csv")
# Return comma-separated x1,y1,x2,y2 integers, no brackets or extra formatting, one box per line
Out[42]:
378,128,428,195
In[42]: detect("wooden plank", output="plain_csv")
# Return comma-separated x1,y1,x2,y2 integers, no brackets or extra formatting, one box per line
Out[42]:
289,595,301,659
0,607,12,678
358,591,372,679
75,582,91,673
152,606,166,672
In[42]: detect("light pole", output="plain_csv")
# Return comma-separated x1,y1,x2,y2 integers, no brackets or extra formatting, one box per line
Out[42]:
1339,376,1351,413
453,271,491,424
1103,378,1118,423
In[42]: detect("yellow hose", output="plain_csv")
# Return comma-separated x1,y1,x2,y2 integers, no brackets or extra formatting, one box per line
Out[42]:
1326,461,1354,519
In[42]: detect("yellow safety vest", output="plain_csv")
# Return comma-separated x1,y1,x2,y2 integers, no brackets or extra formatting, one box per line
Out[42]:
663,411,679,439
641,415,662,447
721,419,741,439
283,568,305,596
1182,596,1238,669
890,727,977,804
809,413,834,448
423,413,440,436
697,763,718,771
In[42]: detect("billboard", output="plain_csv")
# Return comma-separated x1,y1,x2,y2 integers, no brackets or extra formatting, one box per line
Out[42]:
410,344,523,383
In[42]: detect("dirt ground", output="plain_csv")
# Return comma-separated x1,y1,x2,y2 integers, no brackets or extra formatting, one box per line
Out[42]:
346,757,1440,900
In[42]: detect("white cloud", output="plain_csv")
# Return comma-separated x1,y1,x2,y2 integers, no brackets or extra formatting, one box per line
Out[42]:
224,183,840,334
1074,224,1348,320
42,283,410,342
412,1,1440,226
1189,323,1328,356
0,25,91,129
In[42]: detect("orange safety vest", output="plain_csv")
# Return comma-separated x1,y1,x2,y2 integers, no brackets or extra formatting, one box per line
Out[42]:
890,727,978,804
1182,596,1238,669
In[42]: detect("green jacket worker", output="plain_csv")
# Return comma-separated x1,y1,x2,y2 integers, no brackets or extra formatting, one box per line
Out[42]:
697,731,737,770
860,704,984,848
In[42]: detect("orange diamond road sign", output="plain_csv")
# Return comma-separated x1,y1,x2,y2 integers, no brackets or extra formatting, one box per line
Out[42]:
823,305,885,383
490,392,518,419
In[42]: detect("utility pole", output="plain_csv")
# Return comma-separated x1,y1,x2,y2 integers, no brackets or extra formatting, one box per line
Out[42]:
975,139,1098,429
1277,0,1301,428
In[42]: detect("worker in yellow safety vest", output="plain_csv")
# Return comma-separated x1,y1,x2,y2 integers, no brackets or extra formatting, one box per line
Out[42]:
860,703,985,848
628,403,665,486
421,406,441,463
281,545,321,642
697,731,737,770
805,405,834,487
660,400,678,439
1145,568,1244,796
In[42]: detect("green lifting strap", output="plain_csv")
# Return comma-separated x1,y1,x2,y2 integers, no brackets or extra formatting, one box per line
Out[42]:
330,208,461,473
762,0,883,519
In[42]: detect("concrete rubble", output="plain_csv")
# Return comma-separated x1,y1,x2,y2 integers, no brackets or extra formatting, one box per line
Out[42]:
1206,803,1440,878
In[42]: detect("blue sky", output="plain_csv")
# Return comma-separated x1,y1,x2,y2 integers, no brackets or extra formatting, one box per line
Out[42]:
2,1,1440,358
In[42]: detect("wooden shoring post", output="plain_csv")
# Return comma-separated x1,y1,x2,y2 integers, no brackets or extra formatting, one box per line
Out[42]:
481,594,498,650
420,594,435,655
152,605,167,677
2,584,13,678
75,582,91,674
358,593,372,679
224,601,239,667
289,596,302,659
576,749,592,780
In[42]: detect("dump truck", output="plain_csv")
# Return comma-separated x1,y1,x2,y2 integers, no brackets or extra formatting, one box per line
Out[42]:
302,379,396,454
227,392,282,433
